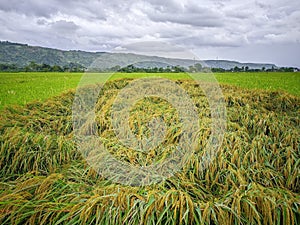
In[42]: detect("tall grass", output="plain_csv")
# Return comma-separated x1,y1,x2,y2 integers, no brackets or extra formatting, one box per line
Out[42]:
1,72,299,109
0,78,299,224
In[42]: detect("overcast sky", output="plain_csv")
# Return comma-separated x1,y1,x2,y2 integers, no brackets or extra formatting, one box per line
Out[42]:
0,0,299,67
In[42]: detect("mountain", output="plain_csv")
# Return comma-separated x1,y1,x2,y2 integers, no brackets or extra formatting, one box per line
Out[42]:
0,41,277,70
0,41,104,67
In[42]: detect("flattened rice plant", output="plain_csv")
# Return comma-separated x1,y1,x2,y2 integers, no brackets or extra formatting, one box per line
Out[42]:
0,78,299,224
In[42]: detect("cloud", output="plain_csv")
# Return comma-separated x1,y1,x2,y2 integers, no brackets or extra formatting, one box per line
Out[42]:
112,41,195,59
0,0,299,66
50,20,80,33
114,46,127,51
0,0,57,18
142,1,224,27
0,0,107,20
177,34,248,48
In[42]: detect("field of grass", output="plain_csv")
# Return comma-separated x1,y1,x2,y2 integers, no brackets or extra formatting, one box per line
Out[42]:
0,78,299,224
0,72,83,108
0,72,299,109
215,72,300,96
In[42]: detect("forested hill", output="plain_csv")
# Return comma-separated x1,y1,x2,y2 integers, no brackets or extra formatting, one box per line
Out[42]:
0,41,277,70
0,41,104,68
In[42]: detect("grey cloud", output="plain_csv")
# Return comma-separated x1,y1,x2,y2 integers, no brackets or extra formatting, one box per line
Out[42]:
149,13,224,27
224,9,253,19
115,41,185,53
0,0,299,67
177,34,246,48
146,0,182,11
113,41,196,59
144,2,224,27
254,1,271,9
0,0,58,18
0,0,107,20
37,19,47,25
196,43,300,68
50,20,79,33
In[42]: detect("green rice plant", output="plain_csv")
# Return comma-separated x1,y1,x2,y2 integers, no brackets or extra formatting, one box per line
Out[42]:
0,72,299,110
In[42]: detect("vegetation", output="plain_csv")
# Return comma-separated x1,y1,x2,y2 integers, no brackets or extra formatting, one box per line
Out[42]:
215,72,300,96
0,78,299,224
117,64,186,73
0,72,299,109
0,41,278,71
0,61,298,73
0,61,85,72
1,41,298,224
0,72,83,108
211,66,298,73
0,41,101,68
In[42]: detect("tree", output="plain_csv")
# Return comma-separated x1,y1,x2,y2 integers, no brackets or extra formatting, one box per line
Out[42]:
233,66,240,72
188,65,196,73
25,61,39,71
41,63,51,72
64,62,85,72
110,65,121,72
194,63,202,72
52,65,63,72
158,67,164,72
0,63,19,71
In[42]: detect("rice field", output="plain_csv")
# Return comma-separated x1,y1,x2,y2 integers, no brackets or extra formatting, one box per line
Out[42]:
0,72,83,108
0,72,299,109
0,77,299,224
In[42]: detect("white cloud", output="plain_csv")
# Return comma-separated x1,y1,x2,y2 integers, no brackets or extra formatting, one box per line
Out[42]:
0,0,299,66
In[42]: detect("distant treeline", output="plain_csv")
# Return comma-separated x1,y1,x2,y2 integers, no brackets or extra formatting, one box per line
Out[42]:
211,66,299,73
89,63,300,73
0,61,85,72
0,61,298,73
116,64,186,73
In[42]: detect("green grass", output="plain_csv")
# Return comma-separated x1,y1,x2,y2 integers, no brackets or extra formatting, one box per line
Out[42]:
214,72,300,96
0,72,299,109
0,72,83,108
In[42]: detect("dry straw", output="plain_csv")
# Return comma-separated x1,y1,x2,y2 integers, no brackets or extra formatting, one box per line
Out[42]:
0,79,299,224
